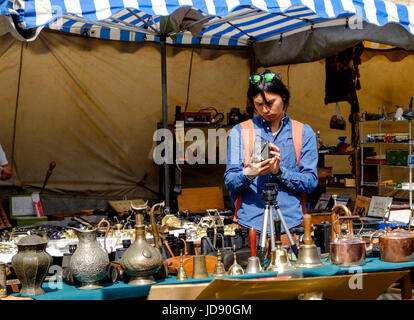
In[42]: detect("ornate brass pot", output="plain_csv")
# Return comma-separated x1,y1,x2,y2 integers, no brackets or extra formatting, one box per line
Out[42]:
12,234,53,295
69,227,110,290
120,202,164,285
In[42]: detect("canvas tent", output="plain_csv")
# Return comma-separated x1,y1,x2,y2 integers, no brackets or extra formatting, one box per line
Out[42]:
0,0,414,214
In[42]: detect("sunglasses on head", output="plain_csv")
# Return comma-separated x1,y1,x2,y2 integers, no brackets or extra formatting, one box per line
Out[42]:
249,72,280,85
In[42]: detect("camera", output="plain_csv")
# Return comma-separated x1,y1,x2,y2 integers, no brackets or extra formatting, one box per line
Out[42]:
253,140,270,163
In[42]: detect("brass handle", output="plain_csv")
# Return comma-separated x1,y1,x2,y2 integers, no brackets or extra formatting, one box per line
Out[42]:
357,217,364,238
97,218,110,254
409,209,414,232
303,214,312,245
150,201,165,251
332,205,354,235
332,217,342,238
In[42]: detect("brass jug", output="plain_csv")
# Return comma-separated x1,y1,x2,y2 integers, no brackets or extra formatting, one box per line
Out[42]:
69,227,109,290
295,214,324,268
120,202,164,285
192,255,209,279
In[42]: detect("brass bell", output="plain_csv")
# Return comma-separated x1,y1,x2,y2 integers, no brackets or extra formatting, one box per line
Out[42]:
228,245,244,275
192,255,209,279
295,214,324,268
266,244,296,272
266,219,295,272
213,249,227,278
176,250,188,281
246,228,263,274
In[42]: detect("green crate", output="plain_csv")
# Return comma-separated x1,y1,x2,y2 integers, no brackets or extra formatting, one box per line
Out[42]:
386,150,409,166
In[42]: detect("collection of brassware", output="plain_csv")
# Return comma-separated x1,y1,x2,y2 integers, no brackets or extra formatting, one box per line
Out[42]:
2,196,414,297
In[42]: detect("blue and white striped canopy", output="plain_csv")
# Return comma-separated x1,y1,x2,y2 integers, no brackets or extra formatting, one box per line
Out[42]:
6,0,414,46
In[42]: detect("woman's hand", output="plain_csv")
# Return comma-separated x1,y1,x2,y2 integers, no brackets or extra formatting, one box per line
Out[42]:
268,143,280,175
243,143,281,179
244,157,272,179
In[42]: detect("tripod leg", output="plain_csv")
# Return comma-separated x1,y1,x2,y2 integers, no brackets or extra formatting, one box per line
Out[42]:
259,205,269,254
274,205,299,258
269,206,275,251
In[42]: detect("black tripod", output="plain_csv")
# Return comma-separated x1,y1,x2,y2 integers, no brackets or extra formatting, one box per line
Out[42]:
259,183,299,258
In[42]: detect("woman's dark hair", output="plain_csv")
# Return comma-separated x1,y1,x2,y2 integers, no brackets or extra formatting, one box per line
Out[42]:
247,69,290,111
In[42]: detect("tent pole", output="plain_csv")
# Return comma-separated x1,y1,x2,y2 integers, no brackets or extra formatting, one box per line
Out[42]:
160,34,170,211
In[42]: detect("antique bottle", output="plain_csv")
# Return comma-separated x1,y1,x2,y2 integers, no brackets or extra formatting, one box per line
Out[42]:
12,234,53,295
120,202,164,285
69,227,110,290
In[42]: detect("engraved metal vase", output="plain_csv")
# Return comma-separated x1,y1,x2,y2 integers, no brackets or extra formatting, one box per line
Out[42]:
120,214,162,285
11,234,53,296
69,227,109,290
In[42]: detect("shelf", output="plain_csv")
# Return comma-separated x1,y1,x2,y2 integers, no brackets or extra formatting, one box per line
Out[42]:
318,151,354,156
325,184,355,188
362,141,412,145
363,119,411,123
361,182,413,190
362,163,410,168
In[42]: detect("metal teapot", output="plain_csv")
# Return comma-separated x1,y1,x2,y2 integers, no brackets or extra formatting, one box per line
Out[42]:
329,205,368,267
120,201,164,285
378,210,414,262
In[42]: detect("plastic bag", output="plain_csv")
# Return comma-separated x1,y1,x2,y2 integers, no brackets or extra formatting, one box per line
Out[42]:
330,102,346,130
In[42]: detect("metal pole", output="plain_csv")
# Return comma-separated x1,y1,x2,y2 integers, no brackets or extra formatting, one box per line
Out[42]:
259,204,269,253
273,204,298,258
160,34,170,210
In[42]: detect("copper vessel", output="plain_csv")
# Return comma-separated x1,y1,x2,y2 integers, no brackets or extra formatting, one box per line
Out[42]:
379,224,414,262
329,205,367,267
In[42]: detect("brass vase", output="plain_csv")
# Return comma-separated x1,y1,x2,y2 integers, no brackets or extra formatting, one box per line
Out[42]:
69,227,110,290
120,211,163,285
12,234,53,296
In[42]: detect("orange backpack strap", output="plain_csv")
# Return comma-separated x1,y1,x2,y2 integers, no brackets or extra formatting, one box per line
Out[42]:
233,119,255,222
240,119,255,167
291,119,307,214
291,120,303,167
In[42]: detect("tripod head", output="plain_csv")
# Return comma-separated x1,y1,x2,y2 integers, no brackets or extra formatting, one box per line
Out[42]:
260,183,278,204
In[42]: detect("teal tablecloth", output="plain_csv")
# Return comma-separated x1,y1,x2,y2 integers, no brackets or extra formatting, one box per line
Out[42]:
14,256,414,300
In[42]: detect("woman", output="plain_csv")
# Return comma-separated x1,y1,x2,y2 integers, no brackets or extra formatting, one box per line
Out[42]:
0,144,12,180
224,69,318,235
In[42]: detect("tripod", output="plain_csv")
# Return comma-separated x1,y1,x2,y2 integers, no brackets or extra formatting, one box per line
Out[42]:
259,183,299,258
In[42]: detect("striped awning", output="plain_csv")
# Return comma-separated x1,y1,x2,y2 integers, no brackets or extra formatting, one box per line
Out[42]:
7,0,414,46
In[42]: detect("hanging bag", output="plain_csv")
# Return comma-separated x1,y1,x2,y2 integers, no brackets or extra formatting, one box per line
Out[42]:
330,102,346,130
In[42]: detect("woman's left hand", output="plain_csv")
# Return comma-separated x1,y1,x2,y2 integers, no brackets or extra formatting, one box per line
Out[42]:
268,143,280,175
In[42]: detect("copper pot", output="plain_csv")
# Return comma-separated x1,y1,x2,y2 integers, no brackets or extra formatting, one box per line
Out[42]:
329,205,367,267
379,227,414,262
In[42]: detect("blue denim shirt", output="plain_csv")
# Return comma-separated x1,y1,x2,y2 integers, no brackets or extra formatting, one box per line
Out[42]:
224,113,318,233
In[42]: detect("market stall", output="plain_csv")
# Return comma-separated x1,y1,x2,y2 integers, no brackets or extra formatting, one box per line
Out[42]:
2,0,414,302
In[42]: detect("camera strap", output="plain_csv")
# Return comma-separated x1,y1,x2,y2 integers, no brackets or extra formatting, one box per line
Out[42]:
233,118,305,222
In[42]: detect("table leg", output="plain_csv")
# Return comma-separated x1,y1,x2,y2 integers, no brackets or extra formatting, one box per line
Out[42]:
399,272,412,300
